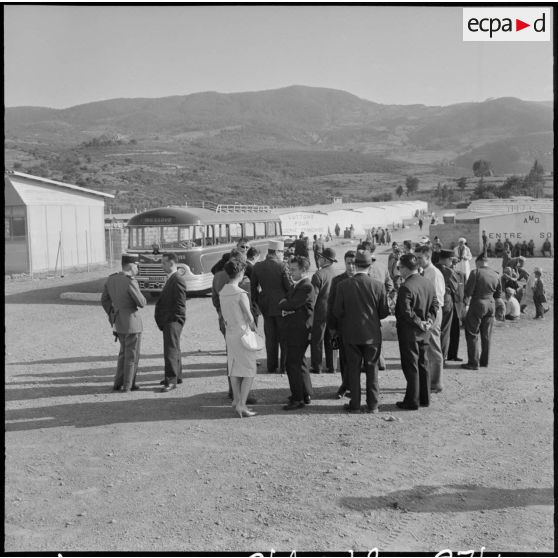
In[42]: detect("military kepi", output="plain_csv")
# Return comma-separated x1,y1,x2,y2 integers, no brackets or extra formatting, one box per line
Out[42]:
122,254,138,265
439,249,454,259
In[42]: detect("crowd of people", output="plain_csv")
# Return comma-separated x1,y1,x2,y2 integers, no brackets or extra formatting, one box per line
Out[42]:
100,230,549,417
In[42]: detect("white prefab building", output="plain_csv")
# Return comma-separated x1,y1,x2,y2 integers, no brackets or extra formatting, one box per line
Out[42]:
5,171,114,274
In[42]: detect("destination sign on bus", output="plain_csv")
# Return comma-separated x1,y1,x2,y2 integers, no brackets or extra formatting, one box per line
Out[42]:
141,216,176,224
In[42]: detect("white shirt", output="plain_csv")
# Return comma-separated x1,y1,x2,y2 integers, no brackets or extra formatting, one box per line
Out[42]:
422,262,445,307
505,296,520,318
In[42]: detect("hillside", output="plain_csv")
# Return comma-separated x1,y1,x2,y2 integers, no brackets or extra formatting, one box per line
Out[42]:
4,86,553,210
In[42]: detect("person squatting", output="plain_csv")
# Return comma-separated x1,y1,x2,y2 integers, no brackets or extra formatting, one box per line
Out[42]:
102,232,545,416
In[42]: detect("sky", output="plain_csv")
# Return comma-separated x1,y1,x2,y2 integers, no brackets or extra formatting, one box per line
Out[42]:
3,5,554,109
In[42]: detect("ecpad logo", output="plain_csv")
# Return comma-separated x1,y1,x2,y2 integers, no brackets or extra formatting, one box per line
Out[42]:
463,8,550,41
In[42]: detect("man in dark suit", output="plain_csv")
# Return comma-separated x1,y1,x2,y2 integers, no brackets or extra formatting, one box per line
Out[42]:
333,251,389,413
395,253,439,410
462,254,503,370
155,252,187,392
310,247,337,375
447,257,465,362
279,256,315,410
435,249,460,363
251,240,292,374
327,250,356,398
101,254,147,392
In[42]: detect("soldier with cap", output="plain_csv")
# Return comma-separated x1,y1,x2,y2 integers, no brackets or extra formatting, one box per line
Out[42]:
461,254,503,370
101,254,147,392
310,247,338,374
251,239,292,374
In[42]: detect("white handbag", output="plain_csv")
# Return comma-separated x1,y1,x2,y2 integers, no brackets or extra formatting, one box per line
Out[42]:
240,328,264,352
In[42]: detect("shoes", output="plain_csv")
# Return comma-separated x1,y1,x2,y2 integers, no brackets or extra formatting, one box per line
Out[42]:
324,369,335,374
310,369,321,375
447,357,463,362
112,385,121,392
336,390,347,399
479,364,488,368
460,363,479,370
121,388,130,393
343,403,361,414
131,385,140,391
363,406,379,414
378,366,386,371
160,379,182,385
396,401,419,410
237,407,257,418
431,387,443,393
283,401,305,411
246,396,258,405
160,383,177,392
303,395,311,405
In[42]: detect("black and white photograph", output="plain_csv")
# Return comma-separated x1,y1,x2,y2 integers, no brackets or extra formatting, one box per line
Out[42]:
4,4,554,553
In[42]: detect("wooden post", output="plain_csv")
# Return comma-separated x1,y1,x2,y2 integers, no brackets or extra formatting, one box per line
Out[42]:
86,230,90,272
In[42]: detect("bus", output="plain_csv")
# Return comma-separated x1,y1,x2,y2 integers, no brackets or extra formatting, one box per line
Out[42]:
125,203,283,295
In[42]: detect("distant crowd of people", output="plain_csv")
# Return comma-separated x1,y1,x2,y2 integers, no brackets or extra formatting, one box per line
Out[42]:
100,230,549,417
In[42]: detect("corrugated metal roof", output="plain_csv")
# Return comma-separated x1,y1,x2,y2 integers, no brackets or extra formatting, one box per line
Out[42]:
6,171,114,199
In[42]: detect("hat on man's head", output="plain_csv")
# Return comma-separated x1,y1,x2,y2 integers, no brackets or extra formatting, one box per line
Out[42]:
476,253,488,262
317,247,337,263
505,287,516,296
122,254,138,265
458,237,466,243
354,251,373,267
269,240,284,251
439,249,454,259
534,266,543,273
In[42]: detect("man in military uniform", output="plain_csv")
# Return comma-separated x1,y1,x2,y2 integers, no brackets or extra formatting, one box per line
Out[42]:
436,249,460,363
101,254,147,392
310,247,337,375
462,254,503,370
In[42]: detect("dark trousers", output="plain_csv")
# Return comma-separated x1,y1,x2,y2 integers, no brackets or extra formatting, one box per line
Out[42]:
285,342,313,402
263,314,286,373
534,295,546,318
464,300,494,367
397,329,430,408
345,343,381,411
447,305,461,360
162,321,184,384
115,332,141,390
337,337,348,393
440,305,454,360
310,318,334,372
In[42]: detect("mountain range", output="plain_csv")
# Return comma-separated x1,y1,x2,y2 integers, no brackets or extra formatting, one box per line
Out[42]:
4,86,553,209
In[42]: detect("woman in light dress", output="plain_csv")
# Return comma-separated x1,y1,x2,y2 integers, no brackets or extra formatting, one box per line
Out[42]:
219,258,258,418
454,237,472,281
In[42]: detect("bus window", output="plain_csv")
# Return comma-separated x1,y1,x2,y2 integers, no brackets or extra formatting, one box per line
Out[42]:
178,226,194,248
254,222,266,239
162,226,179,247
143,227,161,248
206,225,215,246
243,222,255,240
215,224,229,245
266,221,278,237
128,227,142,249
193,225,205,247
230,223,242,242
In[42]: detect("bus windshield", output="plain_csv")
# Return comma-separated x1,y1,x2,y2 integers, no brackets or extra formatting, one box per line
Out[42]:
128,225,206,250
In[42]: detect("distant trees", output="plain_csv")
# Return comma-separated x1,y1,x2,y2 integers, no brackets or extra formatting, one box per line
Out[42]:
524,159,545,197
405,175,419,196
472,159,493,177
395,184,404,198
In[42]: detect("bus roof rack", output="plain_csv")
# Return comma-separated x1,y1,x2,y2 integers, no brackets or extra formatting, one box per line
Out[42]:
186,200,271,213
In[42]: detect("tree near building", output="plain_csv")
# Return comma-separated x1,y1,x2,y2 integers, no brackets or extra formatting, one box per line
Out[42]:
405,175,419,196
395,184,404,198
524,160,545,198
472,160,493,177
456,176,467,199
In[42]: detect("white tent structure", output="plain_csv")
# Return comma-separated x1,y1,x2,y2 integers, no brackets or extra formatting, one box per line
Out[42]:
5,171,114,274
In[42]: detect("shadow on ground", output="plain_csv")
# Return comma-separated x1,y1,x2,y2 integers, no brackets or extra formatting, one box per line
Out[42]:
340,484,553,513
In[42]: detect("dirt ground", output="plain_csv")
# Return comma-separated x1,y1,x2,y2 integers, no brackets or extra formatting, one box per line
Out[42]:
4,228,554,553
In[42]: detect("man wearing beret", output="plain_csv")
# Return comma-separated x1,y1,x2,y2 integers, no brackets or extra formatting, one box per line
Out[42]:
394,253,439,410
251,240,292,374
461,254,503,370
333,251,389,413
310,247,337,375
155,252,188,391
101,254,147,392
